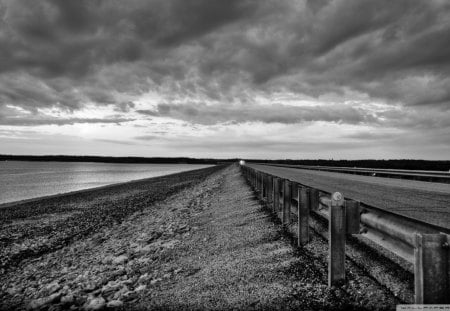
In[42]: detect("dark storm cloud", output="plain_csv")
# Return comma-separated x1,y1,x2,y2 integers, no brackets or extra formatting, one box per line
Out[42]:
0,0,449,128
305,1,450,107
0,0,254,77
134,134,363,154
137,102,376,125
0,0,259,123
0,116,133,126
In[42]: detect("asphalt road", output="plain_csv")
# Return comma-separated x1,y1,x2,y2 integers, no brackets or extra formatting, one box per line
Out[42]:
248,164,450,229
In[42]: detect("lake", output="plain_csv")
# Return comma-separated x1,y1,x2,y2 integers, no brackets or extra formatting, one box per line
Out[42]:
0,161,212,205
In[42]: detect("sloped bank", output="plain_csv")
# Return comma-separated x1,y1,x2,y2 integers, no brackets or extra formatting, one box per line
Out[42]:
0,165,224,273
1,165,399,310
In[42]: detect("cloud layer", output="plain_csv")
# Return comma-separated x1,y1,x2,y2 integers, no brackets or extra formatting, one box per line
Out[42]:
1,0,449,158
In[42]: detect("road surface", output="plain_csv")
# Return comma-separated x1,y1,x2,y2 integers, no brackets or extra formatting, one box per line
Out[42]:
248,164,450,229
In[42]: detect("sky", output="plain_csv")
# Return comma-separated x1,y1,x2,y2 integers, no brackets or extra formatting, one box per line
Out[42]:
0,0,450,159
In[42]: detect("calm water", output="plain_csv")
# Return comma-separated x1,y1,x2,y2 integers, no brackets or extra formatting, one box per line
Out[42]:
0,161,212,205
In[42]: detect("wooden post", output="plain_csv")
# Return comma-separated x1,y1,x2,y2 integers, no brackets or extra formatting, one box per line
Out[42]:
414,233,450,304
273,178,279,213
259,172,264,199
263,173,267,199
256,172,260,194
345,200,360,235
291,182,299,207
257,171,261,197
264,174,268,200
298,187,310,246
329,192,346,287
310,188,319,211
264,174,269,200
278,179,283,215
282,180,291,225
291,180,299,232
267,175,273,205
258,172,262,198
278,178,285,220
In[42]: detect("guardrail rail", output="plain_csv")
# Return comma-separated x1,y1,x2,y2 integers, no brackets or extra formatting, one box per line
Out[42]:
241,165,450,304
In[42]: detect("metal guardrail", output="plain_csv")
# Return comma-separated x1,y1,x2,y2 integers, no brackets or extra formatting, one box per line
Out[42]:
241,165,450,304
256,163,450,183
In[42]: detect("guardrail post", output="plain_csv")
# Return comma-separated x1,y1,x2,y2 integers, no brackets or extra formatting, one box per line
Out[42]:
256,171,260,196
329,192,346,287
273,178,279,214
291,181,299,207
282,180,291,225
260,173,266,200
252,169,255,188
259,172,263,199
290,180,299,234
259,172,263,198
267,175,273,205
310,188,319,211
298,187,310,246
264,174,268,200
278,179,283,216
278,179,285,219
414,233,450,304
345,200,360,235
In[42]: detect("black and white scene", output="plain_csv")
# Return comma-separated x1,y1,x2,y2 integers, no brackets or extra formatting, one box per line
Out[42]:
0,0,449,310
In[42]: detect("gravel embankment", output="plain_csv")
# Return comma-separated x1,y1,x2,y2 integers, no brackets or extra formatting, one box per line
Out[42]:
0,165,224,272
0,165,401,310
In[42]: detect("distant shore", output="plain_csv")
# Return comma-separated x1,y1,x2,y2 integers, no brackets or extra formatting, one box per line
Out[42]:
0,154,231,165
1,154,449,171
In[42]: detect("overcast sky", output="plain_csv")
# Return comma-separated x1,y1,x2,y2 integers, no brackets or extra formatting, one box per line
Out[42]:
1,0,450,159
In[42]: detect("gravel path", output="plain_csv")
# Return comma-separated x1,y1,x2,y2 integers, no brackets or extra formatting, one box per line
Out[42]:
0,165,400,310
248,164,450,229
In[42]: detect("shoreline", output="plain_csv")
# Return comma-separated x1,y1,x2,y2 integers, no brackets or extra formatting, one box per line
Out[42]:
0,164,214,209
0,165,225,272
0,155,222,165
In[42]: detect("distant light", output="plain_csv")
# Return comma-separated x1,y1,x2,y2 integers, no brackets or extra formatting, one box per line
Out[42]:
239,160,246,165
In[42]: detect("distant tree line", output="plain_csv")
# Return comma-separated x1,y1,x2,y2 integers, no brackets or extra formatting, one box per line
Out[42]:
247,159,450,171
0,154,237,165
1,155,449,171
